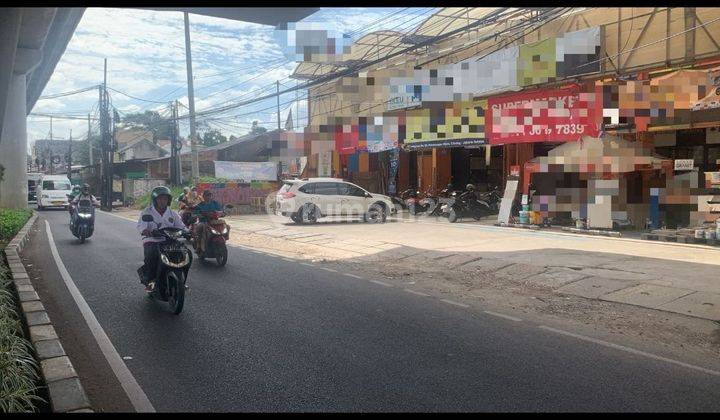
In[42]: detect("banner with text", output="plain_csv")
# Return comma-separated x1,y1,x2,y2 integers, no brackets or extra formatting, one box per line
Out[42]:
487,85,600,145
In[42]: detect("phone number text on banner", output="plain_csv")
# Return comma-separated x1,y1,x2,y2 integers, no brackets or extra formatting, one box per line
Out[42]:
487,85,600,145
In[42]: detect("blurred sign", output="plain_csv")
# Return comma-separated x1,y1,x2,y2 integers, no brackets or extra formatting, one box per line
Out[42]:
213,161,277,181
318,151,332,177
510,165,520,177
387,94,421,111
674,159,695,171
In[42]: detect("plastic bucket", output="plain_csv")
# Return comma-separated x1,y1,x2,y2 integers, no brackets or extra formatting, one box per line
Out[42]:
519,211,529,224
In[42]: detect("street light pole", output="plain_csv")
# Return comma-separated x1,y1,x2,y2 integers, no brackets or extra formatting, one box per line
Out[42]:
184,12,199,185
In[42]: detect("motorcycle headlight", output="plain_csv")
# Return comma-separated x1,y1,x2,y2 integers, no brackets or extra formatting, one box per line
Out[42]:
77,213,92,219
160,251,190,268
221,226,228,235
209,227,221,235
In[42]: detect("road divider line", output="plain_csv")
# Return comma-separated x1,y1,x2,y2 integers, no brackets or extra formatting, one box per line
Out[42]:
370,279,393,288
344,273,363,279
44,220,155,412
483,310,522,322
537,325,720,377
404,289,430,297
441,299,469,308
320,267,338,273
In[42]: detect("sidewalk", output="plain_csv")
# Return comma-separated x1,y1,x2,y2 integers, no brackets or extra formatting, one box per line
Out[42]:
110,208,720,321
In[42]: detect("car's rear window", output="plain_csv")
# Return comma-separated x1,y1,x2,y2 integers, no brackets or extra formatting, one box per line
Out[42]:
298,184,315,194
42,180,71,191
279,183,293,193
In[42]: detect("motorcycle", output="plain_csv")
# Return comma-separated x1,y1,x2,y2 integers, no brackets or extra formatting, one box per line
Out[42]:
192,205,233,267
441,190,494,223
180,204,197,228
138,214,193,315
67,195,98,243
477,186,502,214
426,185,458,217
402,187,435,215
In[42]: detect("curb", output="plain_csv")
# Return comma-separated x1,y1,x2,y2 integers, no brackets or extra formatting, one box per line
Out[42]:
3,212,93,413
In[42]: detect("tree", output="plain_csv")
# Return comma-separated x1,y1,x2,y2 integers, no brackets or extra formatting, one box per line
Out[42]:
250,120,267,135
121,110,173,141
201,129,227,147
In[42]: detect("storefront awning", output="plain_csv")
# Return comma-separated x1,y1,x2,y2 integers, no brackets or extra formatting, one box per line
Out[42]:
522,135,673,193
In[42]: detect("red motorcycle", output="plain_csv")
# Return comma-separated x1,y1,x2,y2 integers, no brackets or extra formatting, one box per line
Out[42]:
191,206,233,267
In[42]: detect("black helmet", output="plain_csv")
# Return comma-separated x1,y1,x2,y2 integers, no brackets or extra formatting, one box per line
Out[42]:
466,184,475,191
72,185,81,193
151,186,172,208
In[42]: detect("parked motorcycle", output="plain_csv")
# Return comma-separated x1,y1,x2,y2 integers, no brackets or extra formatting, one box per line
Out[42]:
477,186,502,214
426,184,457,216
138,214,193,315
402,187,435,215
441,189,494,223
67,195,98,243
192,205,233,267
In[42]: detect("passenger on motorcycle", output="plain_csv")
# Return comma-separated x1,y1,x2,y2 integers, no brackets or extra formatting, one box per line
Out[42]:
137,186,187,292
179,186,200,226
192,190,222,255
68,185,81,215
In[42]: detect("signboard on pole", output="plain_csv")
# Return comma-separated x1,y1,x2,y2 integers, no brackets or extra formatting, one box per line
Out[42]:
318,151,332,177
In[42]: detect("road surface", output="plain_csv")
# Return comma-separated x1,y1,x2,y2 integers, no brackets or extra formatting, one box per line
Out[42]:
21,209,720,412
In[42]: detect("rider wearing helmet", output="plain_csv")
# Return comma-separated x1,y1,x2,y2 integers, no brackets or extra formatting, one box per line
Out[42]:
69,184,99,225
136,186,187,292
68,185,82,215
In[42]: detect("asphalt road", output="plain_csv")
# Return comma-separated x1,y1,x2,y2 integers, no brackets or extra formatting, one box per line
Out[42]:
23,209,720,412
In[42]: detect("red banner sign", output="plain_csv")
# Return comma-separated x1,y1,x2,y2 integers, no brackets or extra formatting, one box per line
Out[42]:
487,85,600,145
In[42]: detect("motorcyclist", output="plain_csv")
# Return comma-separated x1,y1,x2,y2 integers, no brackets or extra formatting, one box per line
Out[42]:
192,190,222,255
137,186,187,292
70,184,99,227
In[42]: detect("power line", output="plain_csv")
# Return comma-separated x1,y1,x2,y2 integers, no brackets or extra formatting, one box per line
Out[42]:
38,85,100,100
107,87,169,104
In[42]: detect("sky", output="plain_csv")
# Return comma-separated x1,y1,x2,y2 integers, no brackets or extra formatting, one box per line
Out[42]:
27,7,437,154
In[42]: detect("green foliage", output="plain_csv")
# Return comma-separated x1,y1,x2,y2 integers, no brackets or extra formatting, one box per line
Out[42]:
201,129,227,148
133,185,186,211
0,265,46,412
250,121,267,135
121,111,173,141
0,209,32,244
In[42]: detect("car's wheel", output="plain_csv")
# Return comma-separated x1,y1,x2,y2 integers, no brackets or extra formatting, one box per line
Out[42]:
364,203,386,223
290,213,303,224
300,203,319,224
448,209,458,223
37,203,43,211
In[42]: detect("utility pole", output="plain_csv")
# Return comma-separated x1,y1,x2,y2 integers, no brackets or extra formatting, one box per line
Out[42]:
169,101,178,186
100,58,113,211
184,12,199,185
67,130,72,177
176,99,183,186
276,80,281,131
87,113,93,170
48,116,53,175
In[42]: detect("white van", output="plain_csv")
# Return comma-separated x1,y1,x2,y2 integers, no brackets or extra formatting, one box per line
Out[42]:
36,174,73,210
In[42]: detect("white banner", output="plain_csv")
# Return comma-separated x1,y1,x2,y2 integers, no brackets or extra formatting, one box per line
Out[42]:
318,151,332,177
214,161,277,181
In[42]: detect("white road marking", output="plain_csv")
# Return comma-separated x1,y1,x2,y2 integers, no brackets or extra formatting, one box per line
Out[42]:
404,289,430,297
370,279,393,288
281,258,294,262
441,299,469,308
44,220,155,412
344,273,363,279
538,325,720,377
320,267,338,273
300,263,314,267
483,310,522,322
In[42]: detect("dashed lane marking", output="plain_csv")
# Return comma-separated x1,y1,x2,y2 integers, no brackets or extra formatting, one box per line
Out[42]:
441,298,469,308
45,220,155,412
483,310,522,322
370,279,394,288
404,289,430,297
320,267,338,273
538,325,720,377
343,273,363,279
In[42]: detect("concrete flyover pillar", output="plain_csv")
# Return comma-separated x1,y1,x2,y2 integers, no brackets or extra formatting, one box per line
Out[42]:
0,72,28,208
